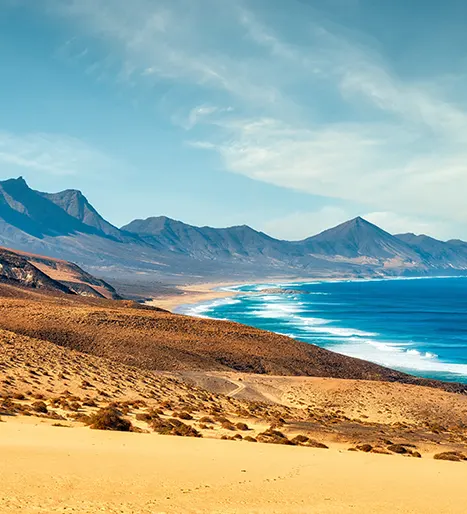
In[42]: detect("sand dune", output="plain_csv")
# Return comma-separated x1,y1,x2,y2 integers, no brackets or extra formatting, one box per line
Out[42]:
2,419,467,514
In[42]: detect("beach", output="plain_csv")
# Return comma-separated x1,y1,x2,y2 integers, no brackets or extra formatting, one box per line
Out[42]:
2,418,467,514
146,281,242,311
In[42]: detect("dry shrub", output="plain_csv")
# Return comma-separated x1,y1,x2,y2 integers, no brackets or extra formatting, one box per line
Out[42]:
151,417,201,438
32,401,48,413
306,439,329,449
356,444,373,453
135,412,152,422
213,415,231,424
292,435,309,444
87,407,132,432
387,444,409,454
82,399,98,407
370,447,391,455
434,452,467,462
291,435,328,449
257,428,294,446
173,411,193,420
136,409,163,423
71,413,91,424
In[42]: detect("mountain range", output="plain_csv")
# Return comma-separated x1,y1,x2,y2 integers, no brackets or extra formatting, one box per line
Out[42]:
1,176,467,283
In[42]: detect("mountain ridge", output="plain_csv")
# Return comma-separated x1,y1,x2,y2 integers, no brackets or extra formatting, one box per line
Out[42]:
0,177,466,280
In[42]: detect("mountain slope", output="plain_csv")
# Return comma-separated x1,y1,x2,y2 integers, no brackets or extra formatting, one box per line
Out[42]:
301,217,424,268
41,189,122,239
0,247,72,294
396,233,467,270
0,246,121,299
122,216,298,262
0,177,96,238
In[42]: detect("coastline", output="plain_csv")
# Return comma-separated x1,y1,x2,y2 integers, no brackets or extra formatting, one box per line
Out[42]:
148,275,467,384
145,281,243,312
145,274,465,313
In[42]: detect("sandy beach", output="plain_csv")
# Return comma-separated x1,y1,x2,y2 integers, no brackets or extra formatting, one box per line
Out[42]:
2,418,467,514
146,281,243,311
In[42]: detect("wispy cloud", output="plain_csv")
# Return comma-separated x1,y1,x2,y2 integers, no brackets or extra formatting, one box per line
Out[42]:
46,0,467,230
0,131,119,176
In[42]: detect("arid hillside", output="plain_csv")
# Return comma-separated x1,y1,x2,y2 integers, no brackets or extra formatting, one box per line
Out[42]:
0,282,465,395
0,246,120,299
2,323,467,459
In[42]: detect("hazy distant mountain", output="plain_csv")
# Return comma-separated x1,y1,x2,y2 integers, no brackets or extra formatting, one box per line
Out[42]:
0,177,96,239
41,189,123,240
122,216,298,261
396,233,467,270
302,217,423,267
1,176,467,282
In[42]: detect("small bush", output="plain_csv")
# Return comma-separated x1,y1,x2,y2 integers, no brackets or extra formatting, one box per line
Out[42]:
370,447,391,455
434,452,466,462
387,444,409,454
213,415,231,424
356,444,373,453
257,429,294,446
71,413,91,424
291,435,309,444
82,399,98,407
151,417,201,438
173,411,193,420
306,439,329,449
136,409,162,423
32,401,48,413
87,407,132,432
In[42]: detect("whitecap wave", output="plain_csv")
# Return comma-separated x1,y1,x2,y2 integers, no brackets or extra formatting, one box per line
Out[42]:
184,279,467,379
178,297,241,317
333,337,467,377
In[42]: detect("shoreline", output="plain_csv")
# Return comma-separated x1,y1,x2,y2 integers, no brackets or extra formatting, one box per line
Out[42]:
145,275,467,385
145,274,465,313
145,281,243,312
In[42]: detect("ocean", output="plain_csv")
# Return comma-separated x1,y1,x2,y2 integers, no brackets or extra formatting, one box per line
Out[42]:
180,277,467,384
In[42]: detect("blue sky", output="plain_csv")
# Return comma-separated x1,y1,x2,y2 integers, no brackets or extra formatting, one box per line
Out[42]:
1,0,467,240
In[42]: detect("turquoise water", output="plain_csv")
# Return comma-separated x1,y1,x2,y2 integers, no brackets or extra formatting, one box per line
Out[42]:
180,277,467,383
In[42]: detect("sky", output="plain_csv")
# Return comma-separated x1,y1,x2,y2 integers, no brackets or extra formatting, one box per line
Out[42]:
1,0,467,241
